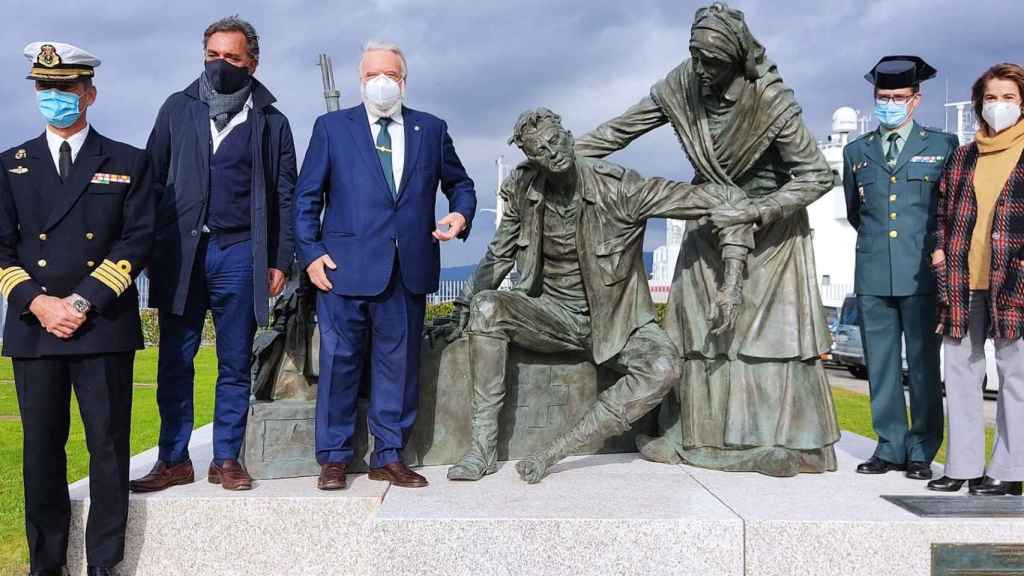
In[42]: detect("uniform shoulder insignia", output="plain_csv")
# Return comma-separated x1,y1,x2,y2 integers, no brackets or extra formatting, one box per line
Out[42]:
590,160,625,179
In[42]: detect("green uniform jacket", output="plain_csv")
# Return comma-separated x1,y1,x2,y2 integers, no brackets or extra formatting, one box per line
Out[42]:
843,122,958,296
461,156,753,365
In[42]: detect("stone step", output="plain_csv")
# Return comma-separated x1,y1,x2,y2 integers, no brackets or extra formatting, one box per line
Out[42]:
65,429,1024,575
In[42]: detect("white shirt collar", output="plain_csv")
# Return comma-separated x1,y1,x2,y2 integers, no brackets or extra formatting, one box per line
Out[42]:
45,123,91,168
366,105,404,127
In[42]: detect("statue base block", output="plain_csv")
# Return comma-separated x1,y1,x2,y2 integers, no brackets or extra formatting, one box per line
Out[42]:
65,430,1024,575
242,338,656,479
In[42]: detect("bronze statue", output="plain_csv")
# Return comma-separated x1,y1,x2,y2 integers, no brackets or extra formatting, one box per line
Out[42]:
445,108,753,483
576,2,840,476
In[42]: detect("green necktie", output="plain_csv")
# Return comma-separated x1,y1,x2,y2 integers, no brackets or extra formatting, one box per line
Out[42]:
885,133,900,165
375,117,397,198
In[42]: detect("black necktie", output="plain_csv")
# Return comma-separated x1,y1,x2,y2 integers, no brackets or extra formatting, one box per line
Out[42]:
59,141,72,181
376,117,397,198
885,133,900,165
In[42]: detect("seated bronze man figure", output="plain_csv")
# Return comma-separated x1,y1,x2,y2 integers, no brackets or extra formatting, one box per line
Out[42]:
446,108,753,483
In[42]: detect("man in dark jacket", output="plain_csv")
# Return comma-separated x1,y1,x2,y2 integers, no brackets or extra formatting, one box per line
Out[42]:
131,16,296,492
3,41,156,576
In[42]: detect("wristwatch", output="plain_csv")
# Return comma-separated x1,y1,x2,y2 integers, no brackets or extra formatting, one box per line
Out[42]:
70,293,92,315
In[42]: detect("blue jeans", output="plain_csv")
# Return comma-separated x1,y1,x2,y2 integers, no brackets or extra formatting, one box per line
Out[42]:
157,237,257,465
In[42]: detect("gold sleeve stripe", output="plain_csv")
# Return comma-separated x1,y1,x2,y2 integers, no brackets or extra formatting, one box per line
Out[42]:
0,267,31,298
100,259,132,284
91,266,129,295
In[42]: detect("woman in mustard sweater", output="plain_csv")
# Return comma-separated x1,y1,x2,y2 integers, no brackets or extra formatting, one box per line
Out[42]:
929,63,1024,496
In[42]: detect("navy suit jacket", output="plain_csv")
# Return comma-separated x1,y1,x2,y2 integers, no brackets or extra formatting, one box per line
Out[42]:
294,104,476,296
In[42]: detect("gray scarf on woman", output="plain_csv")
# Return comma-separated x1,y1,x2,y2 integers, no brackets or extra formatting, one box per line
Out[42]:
198,72,252,131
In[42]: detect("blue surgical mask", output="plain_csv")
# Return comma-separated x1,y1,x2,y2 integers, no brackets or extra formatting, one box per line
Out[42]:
874,100,908,129
37,89,81,129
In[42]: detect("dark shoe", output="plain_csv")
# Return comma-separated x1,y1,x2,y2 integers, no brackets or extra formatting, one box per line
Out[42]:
368,461,428,488
208,459,253,491
969,476,1023,496
29,570,63,576
129,460,195,493
87,566,116,576
318,463,347,491
905,461,933,480
927,476,984,492
856,456,906,474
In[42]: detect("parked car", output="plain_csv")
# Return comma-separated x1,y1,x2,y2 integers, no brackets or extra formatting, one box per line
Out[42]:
829,294,1000,394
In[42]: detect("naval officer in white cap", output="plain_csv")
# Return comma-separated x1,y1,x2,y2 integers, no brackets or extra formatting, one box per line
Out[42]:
0,42,156,576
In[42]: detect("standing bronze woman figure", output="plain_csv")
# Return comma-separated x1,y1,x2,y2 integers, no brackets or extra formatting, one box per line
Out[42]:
577,2,839,476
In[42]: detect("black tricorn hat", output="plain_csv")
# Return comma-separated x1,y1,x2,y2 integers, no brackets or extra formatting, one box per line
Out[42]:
865,55,937,89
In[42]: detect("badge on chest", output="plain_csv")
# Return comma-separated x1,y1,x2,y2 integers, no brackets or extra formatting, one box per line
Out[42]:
91,172,131,185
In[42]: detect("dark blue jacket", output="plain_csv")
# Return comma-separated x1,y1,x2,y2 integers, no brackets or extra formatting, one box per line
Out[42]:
294,104,476,296
146,78,296,325
0,130,156,357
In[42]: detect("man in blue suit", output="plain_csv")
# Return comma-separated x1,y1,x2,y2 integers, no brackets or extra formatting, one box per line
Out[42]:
295,41,477,490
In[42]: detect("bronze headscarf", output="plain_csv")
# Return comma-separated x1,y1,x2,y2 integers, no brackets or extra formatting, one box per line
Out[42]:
689,2,767,82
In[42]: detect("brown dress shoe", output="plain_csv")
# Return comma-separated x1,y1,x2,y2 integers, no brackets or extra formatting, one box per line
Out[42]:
208,459,253,491
318,463,348,491
129,460,195,493
368,461,428,488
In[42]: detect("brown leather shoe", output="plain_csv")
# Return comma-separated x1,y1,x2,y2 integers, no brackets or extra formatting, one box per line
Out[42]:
368,461,428,488
208,459,253,491
317,463,348,491
129,460,195,493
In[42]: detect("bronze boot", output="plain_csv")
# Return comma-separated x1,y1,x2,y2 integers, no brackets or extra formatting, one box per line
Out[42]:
448,334,508,481
516,400,625,484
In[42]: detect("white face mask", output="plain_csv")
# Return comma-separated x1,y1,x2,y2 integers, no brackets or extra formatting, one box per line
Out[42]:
361,74,403,117
982,101,1022,134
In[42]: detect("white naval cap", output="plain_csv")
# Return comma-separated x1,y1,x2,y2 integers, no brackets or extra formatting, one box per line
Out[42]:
24,41,100,82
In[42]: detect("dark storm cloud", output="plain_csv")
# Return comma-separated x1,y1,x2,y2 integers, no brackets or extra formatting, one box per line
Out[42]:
2,0,1021,265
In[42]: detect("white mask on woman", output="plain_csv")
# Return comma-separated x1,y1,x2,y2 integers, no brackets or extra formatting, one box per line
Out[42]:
362,74,403,117
982,101,1022,134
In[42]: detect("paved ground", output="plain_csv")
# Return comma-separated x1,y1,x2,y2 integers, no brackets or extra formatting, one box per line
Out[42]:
825,365,998,426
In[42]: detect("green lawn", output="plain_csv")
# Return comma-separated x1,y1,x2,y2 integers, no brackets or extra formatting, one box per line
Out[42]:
0,346,218,571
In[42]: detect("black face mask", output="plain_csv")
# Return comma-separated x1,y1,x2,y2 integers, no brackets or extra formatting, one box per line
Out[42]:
205,58,251,93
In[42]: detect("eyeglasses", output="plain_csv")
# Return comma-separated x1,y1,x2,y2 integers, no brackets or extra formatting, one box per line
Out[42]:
876,94,916,105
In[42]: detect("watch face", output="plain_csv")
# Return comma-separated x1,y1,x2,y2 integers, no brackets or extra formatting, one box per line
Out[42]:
73,299,90,314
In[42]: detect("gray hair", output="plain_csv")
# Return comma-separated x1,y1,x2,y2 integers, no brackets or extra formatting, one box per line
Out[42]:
203,16,260,61
509,108,564,147
359,40,407,78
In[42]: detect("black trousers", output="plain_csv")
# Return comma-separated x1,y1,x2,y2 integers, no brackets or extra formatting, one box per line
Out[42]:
14,352,134,572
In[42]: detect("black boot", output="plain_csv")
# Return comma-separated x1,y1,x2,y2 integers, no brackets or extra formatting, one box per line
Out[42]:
926,476,983,492
969,476,1023,496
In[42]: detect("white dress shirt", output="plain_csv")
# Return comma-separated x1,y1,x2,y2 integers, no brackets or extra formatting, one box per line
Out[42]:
45,124,90,174
211,95,254,154
366,106,405,191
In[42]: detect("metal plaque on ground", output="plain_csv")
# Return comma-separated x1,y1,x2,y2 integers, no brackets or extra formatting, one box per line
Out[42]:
882,495,1024,518
931,543,1024,575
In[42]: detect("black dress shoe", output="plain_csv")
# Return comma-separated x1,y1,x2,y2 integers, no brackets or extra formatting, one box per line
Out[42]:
926,476,983,492
905,461,933,480
87,567,116,576
969,476,1023,496
856,456,906,474
29,570,63,576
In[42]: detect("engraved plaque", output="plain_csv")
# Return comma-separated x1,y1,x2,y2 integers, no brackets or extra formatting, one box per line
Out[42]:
932,543,1024,576
882,495,1024,518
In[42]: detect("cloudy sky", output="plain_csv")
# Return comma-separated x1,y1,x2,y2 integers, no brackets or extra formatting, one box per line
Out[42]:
2,0,1021,267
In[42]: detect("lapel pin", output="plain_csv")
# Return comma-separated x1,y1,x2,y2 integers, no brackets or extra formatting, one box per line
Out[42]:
8,166,28,175
14,149,26,160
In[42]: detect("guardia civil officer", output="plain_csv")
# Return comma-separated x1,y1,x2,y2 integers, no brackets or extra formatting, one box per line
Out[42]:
843,56,958,480
0,43,156,576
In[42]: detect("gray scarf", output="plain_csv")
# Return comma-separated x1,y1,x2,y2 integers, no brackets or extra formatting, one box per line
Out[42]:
199,72,252,131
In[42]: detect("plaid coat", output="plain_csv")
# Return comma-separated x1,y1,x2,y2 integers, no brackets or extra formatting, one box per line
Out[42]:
932,141,1024,340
